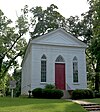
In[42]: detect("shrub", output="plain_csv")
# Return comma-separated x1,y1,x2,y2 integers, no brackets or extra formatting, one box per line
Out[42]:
42,89,63,99
32,88,43,98
15,91,21,97
42,89,52,98
87,89,94,98
5,88,11,96
52,89,63,99
45,84,56,90
94,91,100,98
72,89,94,99
32,88,63,99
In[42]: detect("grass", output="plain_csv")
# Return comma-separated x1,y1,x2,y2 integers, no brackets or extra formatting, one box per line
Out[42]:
83,98,100,104
0,97,87,112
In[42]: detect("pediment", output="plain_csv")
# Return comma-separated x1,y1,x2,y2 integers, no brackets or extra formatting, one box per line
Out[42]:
31,28,87,48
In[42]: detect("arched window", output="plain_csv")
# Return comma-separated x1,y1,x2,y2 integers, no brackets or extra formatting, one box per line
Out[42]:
55,55,65,62
73,56,78,83
41,54,46,59
41,54,47,82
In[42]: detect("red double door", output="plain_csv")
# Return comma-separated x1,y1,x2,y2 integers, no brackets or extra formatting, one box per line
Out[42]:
55,63,66,90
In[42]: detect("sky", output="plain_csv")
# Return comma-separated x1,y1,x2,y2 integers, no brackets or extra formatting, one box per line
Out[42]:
0,0,89,21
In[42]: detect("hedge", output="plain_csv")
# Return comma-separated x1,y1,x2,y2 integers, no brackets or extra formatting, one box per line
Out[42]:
72,89,94,99
94,91,100,98
32,88,43,98
32,88,63,99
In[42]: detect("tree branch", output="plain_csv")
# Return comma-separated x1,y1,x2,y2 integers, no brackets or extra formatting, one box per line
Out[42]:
0,57,4,72
85,50,96,71
0,33,23,75
4,33,23,57
3,51,23,75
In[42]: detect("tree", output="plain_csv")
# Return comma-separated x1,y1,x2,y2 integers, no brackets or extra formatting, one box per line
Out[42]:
80,0,100,91
0,9,28,79
88,0,100,91
22,4,66,38
78,8,95,90
13,69,21,97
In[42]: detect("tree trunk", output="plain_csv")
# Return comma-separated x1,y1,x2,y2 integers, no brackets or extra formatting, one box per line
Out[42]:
95,60,100,92
95,72,100,92
0,57,3,72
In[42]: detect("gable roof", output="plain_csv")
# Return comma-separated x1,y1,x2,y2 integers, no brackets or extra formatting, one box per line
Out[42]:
22,28,87,66
30,28,87,48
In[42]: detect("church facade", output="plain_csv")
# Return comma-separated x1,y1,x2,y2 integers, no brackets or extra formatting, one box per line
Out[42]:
21,28,87,97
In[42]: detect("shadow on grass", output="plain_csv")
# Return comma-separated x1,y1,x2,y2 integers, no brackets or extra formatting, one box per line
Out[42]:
64,103,88,112
82,98,100,104
0,97,88,112
0,97,67,107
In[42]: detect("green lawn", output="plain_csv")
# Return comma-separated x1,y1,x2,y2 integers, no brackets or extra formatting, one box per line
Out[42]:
0,97,87,112
83,98,100,104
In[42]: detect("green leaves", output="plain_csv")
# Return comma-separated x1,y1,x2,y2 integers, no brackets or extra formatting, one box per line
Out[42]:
16,15,29,35
0,9,28,79
86,0,100,91
22,4,66,38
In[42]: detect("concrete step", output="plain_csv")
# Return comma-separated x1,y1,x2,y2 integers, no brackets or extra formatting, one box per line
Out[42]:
83,105,100,108
81,104,100,111
62,90,71,98
86,108,100,111
70,100,100,111
81,104,100,106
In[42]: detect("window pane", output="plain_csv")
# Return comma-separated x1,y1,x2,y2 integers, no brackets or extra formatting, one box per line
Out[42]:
41,54,46,59
73,72,78,82
73,56,77,61
41,60,46,82
73,61,78,83
73,62,78,72
55,55,65,62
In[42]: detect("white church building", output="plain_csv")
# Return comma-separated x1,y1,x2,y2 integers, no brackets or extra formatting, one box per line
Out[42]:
21,28,87,97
